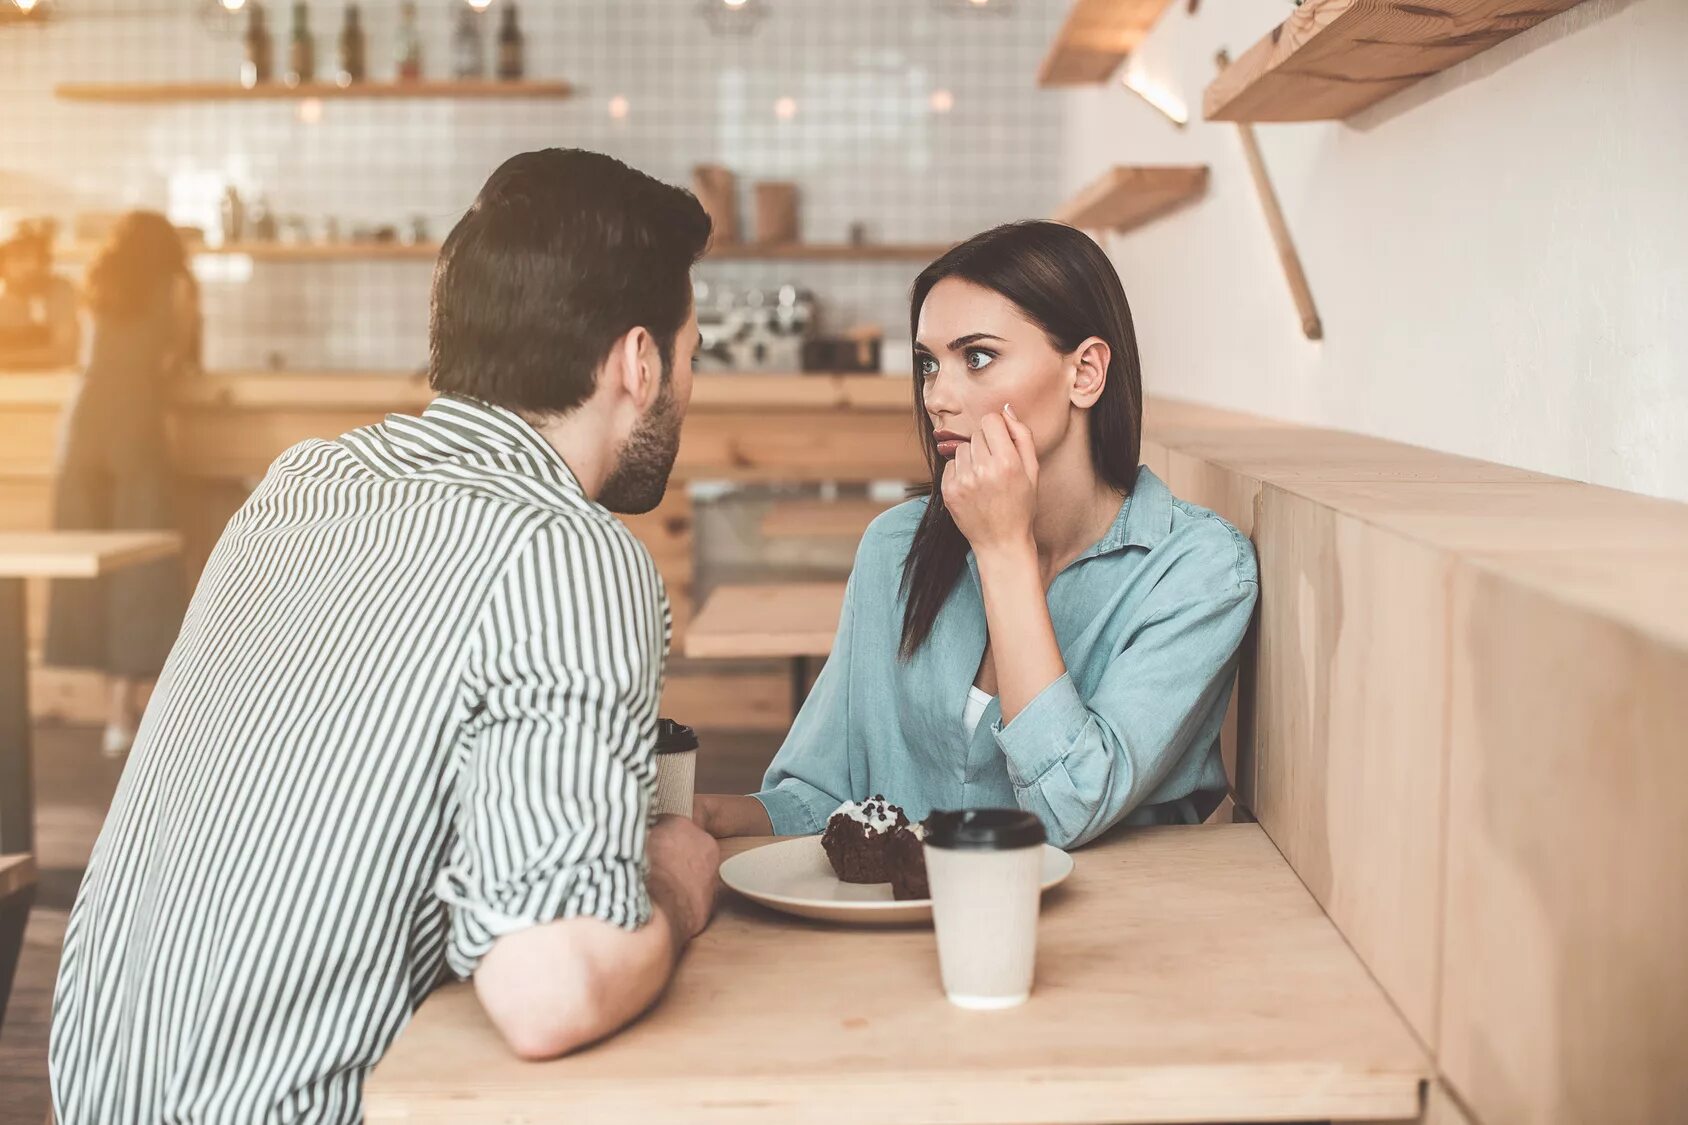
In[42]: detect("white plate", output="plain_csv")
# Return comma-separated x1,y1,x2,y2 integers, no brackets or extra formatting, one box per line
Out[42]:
720,836,1075,926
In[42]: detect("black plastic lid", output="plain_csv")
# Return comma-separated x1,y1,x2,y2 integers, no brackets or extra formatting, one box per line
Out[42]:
653,718,698,755
922,808,1046,851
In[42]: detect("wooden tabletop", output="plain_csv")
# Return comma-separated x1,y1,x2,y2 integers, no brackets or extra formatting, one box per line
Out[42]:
0,852,35,899
684,582,846,659
760,499,896,540
0,532,181,578
365,825,1427,1123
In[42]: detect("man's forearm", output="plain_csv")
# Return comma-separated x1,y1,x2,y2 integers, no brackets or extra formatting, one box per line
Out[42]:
474,894,689,1061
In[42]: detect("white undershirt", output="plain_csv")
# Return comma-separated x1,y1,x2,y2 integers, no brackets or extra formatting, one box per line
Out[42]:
964,685,995,737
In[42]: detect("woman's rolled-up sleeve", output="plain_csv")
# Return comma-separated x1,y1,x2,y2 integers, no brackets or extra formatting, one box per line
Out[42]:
992,578,1257,848
437,519,669,979
751,566,862,835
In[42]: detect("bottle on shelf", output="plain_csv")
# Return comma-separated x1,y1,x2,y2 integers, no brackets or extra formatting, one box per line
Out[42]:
242,2,273,88
395,1,423,82
496,1,524,82
337,3,366,86
285,1,315,87
452,4,485,80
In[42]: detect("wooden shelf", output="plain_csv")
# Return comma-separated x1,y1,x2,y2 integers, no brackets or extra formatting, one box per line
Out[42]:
54,79,574,103
62,241,950,265
1053,165,1208,232
1038,0,1181,86
1204,0,1589,122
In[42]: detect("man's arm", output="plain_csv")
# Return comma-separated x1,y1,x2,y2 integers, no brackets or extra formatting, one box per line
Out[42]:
474,815,718,1059
439,521,711,1059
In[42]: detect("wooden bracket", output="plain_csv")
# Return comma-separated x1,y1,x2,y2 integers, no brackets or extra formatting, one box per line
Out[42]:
1215,50,1323,341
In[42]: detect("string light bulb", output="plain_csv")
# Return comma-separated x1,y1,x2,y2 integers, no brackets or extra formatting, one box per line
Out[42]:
220,0,247,12
466,0,493,10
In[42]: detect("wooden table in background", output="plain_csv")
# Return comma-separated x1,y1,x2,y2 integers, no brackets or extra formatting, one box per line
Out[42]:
0,531,180,1032
684,582,846,714
365,825,1428,1123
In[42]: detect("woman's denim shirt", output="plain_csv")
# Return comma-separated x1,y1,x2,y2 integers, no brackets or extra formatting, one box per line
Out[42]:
750,466,1259,849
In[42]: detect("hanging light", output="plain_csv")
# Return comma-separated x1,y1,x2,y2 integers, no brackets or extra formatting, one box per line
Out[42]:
466,0,493,10
697,0,767,37
220,0,247,11
1120,68,1189,128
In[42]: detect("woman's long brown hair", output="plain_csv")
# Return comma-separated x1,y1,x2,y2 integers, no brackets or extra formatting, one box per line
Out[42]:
898,221,1143,659
85,211,189,320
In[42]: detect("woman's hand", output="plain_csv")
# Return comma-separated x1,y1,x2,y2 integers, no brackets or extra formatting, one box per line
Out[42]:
942,406,1039,556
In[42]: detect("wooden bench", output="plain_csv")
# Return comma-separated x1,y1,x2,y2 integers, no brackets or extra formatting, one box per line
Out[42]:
1140,398,1688,1125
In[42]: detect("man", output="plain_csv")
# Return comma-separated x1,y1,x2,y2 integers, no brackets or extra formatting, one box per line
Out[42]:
50,149,721,1123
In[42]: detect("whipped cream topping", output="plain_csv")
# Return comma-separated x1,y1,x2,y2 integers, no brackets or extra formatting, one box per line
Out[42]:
833,795,908,836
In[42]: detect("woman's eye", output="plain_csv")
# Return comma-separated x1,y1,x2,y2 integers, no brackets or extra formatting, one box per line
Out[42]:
917,356,938,377
966,348,996,371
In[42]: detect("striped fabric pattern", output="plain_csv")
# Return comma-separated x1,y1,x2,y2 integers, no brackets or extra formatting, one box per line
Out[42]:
49,395,669,1124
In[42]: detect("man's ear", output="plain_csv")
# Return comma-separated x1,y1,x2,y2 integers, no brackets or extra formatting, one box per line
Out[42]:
612,325,663,410
1070,337,1110,409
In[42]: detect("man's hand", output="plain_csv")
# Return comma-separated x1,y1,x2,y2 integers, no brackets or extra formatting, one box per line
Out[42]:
646,814,719,944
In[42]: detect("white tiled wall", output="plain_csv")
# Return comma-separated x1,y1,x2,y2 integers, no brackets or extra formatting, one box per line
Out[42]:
3,0,1068,372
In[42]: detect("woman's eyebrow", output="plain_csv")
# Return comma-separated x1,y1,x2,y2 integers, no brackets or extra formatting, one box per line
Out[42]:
918,329,1006,351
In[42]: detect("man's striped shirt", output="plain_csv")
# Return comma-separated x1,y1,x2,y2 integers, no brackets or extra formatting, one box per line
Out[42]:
50,395,669,1123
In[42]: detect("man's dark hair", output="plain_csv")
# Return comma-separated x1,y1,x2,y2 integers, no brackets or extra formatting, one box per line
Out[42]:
429,148,711,416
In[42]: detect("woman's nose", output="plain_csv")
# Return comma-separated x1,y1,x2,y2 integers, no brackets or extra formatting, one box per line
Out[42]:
923,363,961,414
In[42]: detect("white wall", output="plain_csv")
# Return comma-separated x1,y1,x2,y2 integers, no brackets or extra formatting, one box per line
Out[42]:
1060,0,1688,502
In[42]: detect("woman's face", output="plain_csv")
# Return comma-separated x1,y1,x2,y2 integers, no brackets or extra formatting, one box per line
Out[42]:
914,277,1099,463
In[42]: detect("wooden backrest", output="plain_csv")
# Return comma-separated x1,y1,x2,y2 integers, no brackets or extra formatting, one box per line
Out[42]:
1143,397,1688,1125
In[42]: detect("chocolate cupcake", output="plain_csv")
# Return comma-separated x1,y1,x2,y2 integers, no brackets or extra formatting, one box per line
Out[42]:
822,795,914,884
887,825,930,901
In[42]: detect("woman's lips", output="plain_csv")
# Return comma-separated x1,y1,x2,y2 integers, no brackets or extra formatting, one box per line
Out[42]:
933,431,966,459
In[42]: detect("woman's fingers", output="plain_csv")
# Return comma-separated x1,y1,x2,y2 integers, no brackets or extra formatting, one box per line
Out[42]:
974,412,1003,458
1002,404,1039,481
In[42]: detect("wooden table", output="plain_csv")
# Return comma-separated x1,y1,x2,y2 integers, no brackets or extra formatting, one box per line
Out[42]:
0,531,180,1031
684,582,847,713
366,825,1428,1123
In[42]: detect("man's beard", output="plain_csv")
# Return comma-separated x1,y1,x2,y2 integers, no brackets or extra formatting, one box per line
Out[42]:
598,379,683,515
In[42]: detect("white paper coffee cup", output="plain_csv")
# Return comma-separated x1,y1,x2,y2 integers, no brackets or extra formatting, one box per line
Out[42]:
652,719,698,819
923,808,1047,1010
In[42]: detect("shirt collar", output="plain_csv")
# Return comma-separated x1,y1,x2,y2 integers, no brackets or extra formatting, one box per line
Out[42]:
1085,464,1173,559
399,394,587,495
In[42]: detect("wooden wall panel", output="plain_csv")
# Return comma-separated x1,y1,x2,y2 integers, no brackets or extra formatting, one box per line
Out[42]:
1438,565,1688,1125
1162,448,1264,804
0,478,52,530
1252,484,1448,1045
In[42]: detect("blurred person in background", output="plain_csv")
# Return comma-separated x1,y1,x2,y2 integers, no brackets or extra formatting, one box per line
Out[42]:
0,222,81,370
44,210,200,755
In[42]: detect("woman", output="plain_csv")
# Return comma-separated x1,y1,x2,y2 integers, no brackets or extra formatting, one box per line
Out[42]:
44,212,199,756
695,222,1257,848
0,225,81,370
